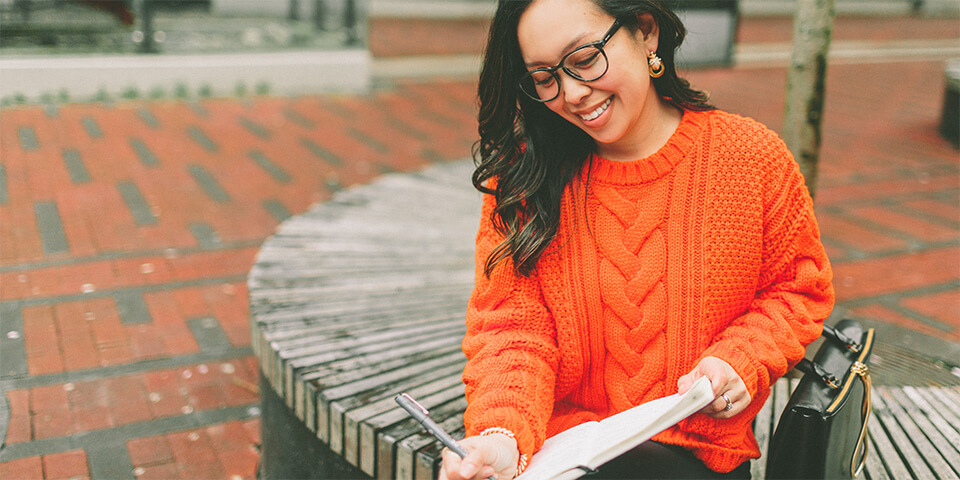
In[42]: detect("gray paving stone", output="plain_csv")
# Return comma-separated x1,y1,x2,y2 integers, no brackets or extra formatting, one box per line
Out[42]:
301,138,342,166
240,117,271,139
114,291,153,325
18,127,39,151
189,222,223,250
137,108,160,129
248,150,291,183
81,116,104,139
117,181,157,226
188,165,231,203
188,317,231,352
0,165,8,204
63,149,92,183
262,199,292,222
129,138,160,167
187,126,219,152
34,201,70,255
0,302,27,379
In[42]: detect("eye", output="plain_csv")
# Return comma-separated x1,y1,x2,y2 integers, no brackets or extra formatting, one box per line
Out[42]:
531,71,555,87
569,48,601,69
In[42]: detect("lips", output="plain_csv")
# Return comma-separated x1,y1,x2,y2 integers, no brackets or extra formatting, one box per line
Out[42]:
578,97,612,121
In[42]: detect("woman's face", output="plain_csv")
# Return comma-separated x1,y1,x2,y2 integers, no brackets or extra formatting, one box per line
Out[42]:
517,0,662,155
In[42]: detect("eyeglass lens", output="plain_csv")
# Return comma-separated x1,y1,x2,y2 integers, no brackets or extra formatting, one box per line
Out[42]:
520,45,608,101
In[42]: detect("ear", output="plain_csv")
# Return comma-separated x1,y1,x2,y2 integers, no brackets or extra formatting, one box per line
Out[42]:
635,12,660,53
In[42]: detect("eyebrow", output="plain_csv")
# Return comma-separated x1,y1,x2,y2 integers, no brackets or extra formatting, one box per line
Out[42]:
524,31,593,68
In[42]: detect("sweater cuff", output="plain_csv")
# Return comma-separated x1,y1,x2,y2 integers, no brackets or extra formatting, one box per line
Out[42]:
701,341,760,397
468,406,537,463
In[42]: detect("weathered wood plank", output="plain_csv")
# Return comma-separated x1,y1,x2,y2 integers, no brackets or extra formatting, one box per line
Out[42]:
879,387,958,479
384,404,467,480
417,435,455,480
892,387,960,476
359,385,467,476
322,353,467,454
872,387,936,479
279,319,465,404
862,431,891,480
909,387,960,451
866,414,911,479
751,378,782,479
294,337,464,422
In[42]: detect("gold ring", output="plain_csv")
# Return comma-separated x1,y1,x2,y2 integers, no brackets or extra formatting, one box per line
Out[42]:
721,393,733,411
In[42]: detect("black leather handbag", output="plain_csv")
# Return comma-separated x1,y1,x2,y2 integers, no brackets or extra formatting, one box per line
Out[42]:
766,319,876,479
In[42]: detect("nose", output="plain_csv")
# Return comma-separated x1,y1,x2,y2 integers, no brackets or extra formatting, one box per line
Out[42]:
559,74,591,105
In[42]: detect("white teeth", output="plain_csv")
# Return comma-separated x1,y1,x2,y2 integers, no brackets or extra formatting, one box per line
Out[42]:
580,97,612,121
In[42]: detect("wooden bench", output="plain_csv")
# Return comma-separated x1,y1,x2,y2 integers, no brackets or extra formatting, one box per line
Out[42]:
248,159,960,480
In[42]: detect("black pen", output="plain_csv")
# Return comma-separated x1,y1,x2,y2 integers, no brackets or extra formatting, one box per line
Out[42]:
394,393,497,480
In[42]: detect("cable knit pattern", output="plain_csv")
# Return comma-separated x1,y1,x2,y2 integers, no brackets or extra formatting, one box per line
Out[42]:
461,109,835,473
594,179,671,408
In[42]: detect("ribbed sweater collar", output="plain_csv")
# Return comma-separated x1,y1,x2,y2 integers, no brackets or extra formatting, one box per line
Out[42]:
587,109,709,185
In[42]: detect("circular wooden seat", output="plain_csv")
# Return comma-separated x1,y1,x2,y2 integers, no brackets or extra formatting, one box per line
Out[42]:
249,159,480,479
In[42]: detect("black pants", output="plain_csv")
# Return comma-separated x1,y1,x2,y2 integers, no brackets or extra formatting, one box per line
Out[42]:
589,441,751,479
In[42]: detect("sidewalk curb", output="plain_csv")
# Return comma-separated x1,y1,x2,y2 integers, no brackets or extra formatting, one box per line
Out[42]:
372,39,960,81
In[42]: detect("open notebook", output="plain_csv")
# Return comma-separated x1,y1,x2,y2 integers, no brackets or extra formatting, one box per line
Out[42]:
515,377,714,480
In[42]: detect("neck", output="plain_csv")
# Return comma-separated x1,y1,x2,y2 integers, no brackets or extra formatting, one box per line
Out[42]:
597,96,683,162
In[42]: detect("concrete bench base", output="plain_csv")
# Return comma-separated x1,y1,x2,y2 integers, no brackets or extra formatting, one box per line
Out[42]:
260,371,370,479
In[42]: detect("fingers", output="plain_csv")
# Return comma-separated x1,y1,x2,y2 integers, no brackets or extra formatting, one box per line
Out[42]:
438,447,464,480
676,370,695,395
682,357,752,419
438,434,517,480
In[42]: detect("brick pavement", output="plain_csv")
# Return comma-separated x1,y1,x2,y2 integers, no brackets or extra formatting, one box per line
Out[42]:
2,13,959,480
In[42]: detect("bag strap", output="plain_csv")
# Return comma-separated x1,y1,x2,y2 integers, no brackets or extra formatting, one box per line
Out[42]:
822,323,863,353
796,358,841,389
850,360,871,478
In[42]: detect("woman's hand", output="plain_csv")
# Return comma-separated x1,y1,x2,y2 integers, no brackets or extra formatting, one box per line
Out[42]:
677,356,751,419
438,433,519,480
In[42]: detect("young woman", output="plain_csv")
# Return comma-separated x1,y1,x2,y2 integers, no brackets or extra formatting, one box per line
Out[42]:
440,0,835,478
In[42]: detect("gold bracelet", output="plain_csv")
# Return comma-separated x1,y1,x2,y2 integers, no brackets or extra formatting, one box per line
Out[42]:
479,428,528,476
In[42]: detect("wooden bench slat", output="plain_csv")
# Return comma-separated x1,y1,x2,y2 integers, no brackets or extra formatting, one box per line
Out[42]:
322,354,467,450
750,378,781,479
867,415,912,479
417,435,456,480
890,387,960,476
278,317,464,365
315,354,466,444
863,430,892,480
880,386,959,479
872,387,937,479
294,339,465,422
386,398,467,480
276,323,464,410
256,294,469,335
359,385,468,476
342,373,466,468
283,326,465,402
908,387,960,452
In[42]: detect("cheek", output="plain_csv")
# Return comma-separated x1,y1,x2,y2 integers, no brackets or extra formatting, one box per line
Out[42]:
544,98,569,118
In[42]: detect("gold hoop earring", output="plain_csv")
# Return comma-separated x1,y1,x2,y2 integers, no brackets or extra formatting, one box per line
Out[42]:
648,51,664,78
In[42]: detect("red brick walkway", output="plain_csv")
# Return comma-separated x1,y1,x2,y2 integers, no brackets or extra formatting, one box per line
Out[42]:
1,13,958,480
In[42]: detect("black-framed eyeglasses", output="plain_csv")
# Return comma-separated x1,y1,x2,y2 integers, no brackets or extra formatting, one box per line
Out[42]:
518,18,623,103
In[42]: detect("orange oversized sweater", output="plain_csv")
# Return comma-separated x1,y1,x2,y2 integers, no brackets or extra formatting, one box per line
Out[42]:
461,109,835,473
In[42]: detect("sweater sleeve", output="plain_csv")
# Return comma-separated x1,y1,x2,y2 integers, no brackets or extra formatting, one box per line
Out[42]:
461,191,559,459
700,137,835,398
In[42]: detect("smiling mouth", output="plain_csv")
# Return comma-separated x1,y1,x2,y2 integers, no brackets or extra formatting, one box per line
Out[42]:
579,97,612,121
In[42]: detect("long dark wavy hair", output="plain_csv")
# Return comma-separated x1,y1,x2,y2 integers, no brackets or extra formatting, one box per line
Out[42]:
473,0,713,277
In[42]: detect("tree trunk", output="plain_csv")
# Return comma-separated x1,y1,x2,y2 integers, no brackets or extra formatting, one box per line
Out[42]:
782,0,836,200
